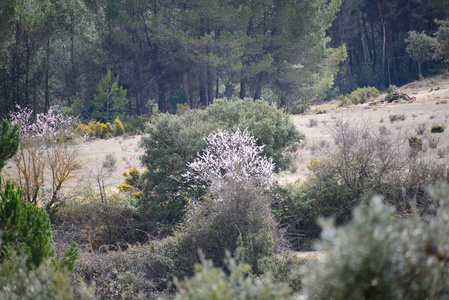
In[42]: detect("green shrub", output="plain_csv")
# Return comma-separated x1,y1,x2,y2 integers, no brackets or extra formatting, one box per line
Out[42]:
339,86,380,106
122,115,157,134
75,241,174,299
0,179,54,267
300,184,449,299
0,251,85,300
431,124,445,133
0,120,20,171
258,252,307,293
174,185,277,276
139,98,303,235
174,252,292,300
408,135,423,150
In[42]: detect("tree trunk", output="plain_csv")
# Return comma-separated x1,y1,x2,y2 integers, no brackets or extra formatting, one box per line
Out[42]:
215,77,219,99
240,79,246,99
207,69,214,105
70,32,76,107
225,84,233,99
158,78,166,112
182,70,190,107
378,1,386,89
254,72,264,100
199,69,207,106
44,37,50,112
25,33,30,107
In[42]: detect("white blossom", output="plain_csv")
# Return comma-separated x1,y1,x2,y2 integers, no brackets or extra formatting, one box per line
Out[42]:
185,129,275,195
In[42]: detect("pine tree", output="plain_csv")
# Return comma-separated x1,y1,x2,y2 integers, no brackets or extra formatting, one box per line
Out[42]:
0,120,20,171
90,69,127,123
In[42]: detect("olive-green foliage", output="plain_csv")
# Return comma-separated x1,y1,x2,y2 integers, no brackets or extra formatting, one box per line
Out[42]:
174,252,292,300
122,115,157,134
272,123,448,249
405,31,439,77
0,120,20,171
139,98,303,234
339,86,379,106
0,180,54,267
0,252,79,300
75,241,175,300
435,19,449,63
431,124,445,133
301,184,449,300
408,135,423,150
174,183,276,276
257,252,307,293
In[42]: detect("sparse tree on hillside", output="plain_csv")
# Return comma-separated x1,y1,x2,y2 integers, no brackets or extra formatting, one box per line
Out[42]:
405,31,439,78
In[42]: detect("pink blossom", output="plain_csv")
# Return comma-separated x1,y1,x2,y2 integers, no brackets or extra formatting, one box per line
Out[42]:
9,105,77,140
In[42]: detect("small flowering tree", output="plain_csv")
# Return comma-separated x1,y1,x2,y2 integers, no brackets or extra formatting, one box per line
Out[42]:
185,128,275,196
179,129,279,272
7,106,83,206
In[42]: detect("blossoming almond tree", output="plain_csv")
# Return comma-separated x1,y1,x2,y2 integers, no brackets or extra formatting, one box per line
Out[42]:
180,129,278,269
185,128,275,196
7,106,83,207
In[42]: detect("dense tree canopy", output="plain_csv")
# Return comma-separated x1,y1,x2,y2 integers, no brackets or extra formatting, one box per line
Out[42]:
0,0,345,117
0,0,448,118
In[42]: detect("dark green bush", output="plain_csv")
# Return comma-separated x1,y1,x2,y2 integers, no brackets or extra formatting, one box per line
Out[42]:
0,120,20,171
139,98,303,236
431,124,445,133
301,184,449,299
408,135,423,150
0,179,54,267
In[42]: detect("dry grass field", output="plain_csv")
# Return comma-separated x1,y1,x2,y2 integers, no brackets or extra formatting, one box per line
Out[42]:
280,74,449,183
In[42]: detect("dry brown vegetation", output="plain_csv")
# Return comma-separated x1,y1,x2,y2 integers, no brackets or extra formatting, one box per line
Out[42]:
281,74,449,183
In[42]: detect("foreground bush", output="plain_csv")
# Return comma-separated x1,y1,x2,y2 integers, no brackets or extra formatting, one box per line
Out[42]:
0,179,54,266
0,252,86,300
139,98,303,235
175,252,292,300
301,184,449,299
